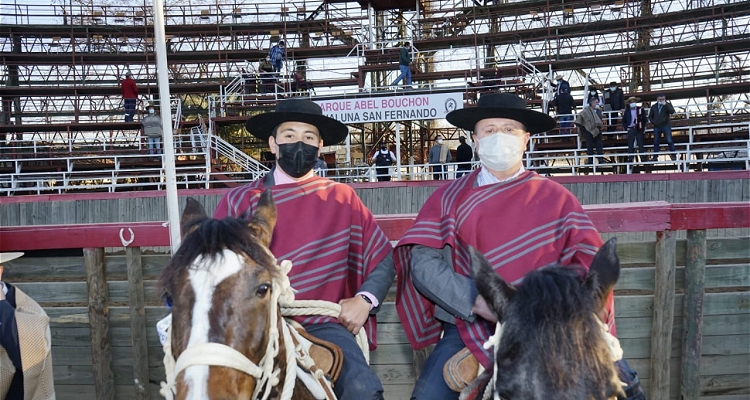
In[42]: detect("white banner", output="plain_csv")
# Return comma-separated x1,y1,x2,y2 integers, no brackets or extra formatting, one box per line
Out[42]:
314,93,463,124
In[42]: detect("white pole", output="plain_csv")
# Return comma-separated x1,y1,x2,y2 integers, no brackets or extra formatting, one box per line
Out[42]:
154,0,181,254
395,124,402,180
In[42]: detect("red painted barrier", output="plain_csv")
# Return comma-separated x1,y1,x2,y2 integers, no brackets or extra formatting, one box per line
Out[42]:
1,202,747,251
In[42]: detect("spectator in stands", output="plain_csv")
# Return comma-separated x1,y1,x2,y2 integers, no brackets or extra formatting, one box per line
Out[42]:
586,86,603,107
553,90,575,135
428,135,451,180
1,252,56,400
259,57,276,94
603,81,625,132
455,136,473,178
648,93,677,161
241,68,254,94
622,96,648,166
575,97,606,166
392,42,413,89
141,105,163,157
213,98,396,400
268,40,286,73
372,143,396,182
314,154,328,177
293,71,313,93
550,74,570,96
121,71,138,122
393,93,644,400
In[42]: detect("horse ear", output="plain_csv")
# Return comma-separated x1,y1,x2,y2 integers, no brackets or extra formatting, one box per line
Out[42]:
180,198,207,239
247,189,277,247
469,246,515,320
585,238,620,302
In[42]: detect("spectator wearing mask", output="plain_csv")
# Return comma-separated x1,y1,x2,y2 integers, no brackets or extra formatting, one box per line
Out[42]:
603,82,625,132
372,144,397,182
647,94,677,161
121,71,138,122
268,40,286,73
575,97,606,165
550,74,570,95
428,135,451,180
455,136,473,178
392,42,413,89
141,105,163,157
622,96,648,165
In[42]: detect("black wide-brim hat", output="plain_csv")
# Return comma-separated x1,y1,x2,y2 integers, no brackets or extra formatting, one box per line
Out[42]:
246,98,349,146
446,93,556,134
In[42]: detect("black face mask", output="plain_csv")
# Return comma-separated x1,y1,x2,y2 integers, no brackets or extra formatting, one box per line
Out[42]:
276,141,319,178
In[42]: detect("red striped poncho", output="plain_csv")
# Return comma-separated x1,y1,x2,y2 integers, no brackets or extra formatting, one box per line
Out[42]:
214,176,392,349
394,169,613,368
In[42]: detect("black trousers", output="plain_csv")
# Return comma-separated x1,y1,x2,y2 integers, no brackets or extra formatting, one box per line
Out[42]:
582,128,605,164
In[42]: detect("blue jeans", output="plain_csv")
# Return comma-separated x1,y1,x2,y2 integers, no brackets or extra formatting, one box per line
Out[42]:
124,98,136,122
616,358,647,400
304,323,384,400
411,324,464,400
432,164,445,180
147,137,161,155
652,125,676,160
558,115,573,134
393,64,412,86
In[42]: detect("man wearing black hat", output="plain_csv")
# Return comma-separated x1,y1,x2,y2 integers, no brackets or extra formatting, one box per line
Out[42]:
214,98,395,400
393,93,641,399
1,252,56,400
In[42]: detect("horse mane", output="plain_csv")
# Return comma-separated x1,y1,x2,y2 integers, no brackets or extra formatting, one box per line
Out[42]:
158,216,280,297
499,265,615,394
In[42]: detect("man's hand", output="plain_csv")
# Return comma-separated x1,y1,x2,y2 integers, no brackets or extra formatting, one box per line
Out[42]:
338,296,371,335
471,295,497,323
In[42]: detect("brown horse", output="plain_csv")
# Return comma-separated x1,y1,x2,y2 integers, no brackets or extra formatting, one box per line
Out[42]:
158,191,319,400
465,238,626,400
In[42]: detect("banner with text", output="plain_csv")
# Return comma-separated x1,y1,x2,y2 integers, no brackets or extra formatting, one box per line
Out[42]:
314,93,463,124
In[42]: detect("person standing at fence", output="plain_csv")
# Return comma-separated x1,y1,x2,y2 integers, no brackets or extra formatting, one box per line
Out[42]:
553,90,575,135
141,105,163,157
455,136,473,178
648,93,677,161
372,143,396,182
603,81,625,132
622,96,647,166
392,93,643,400
392,42,413,89
213,98,395,400
575,97,607,166
268,40,286,73
428,135,451,180
121,71,138,122
1,252,56,400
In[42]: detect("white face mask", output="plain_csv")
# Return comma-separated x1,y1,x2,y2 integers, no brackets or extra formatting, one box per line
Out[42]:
629,103,637,108
610,86,617,90
478,132,523,172
148,109,155,114
590,90,596,94
437,139,443,144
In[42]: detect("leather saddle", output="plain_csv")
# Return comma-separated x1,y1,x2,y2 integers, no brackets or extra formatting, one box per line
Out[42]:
293,327,344,383
443,347,480,392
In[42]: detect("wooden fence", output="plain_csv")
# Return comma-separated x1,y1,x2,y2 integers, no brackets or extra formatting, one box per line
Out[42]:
0,201,748,399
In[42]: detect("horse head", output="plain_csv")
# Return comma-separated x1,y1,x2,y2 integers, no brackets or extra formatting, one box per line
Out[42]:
159,190,289,400
468,238,625,400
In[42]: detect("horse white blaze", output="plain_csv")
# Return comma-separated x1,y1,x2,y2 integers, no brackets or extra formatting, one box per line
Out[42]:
183,249,244,400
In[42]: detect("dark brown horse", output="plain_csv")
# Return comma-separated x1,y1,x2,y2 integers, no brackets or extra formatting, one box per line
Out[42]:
465,238,625,400
158,191,319,400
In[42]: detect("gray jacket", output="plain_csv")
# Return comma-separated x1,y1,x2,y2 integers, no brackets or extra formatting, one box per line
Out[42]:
428,144,451,164
142,114,163,138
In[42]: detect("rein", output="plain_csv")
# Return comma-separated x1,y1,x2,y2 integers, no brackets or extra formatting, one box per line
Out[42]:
159,259,368,400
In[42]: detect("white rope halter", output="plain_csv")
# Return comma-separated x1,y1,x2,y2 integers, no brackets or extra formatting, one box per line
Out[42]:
159,258,369,400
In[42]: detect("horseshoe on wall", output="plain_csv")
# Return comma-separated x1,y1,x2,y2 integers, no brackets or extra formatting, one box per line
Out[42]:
119,227,135,247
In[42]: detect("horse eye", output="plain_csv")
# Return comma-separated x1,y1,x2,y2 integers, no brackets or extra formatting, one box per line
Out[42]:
255,283,271,297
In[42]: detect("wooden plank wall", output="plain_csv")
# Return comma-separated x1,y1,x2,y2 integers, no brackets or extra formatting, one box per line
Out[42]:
4,237,748,400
